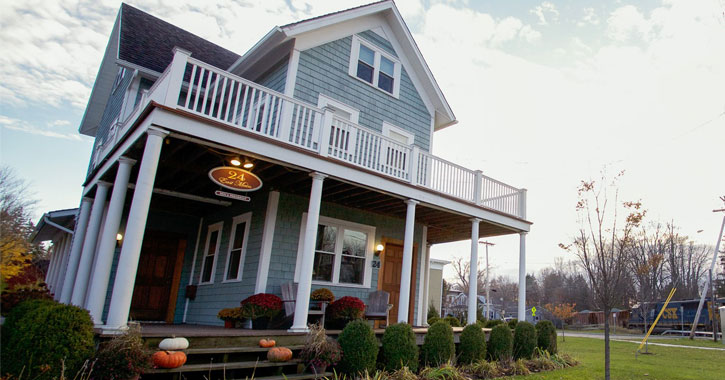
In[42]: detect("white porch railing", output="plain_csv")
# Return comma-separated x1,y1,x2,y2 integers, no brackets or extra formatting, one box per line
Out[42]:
93,49,528,220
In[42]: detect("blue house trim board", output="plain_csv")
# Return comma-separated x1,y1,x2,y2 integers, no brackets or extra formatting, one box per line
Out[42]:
38,1,531,333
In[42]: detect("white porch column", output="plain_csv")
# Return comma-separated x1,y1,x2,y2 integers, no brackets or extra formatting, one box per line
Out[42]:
518,232,527,321
422,244,432,326
397,199,418,323
60,198,92,304
45,237,60,288
105,129,167,331
48,235,68,292
290,172,327,332
416,226,428,326
71,182,110,306
468,218,481,325
52,235,70,300
86,157,135,324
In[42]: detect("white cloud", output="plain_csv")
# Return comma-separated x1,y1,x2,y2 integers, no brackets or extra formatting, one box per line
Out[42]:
578,7,600,27
530,1,559,26
0,115,83,140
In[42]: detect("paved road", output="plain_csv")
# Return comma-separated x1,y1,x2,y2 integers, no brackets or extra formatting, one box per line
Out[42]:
563,331,725,351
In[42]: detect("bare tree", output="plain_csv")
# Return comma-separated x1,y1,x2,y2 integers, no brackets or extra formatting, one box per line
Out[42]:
561,171,645,380
450,257,485,295
664,225,710,299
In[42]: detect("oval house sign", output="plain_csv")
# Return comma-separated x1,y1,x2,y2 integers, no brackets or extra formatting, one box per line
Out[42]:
208,167,263,192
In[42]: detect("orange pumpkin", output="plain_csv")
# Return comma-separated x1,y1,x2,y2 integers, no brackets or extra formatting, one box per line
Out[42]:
267,347,293,362
259,338,276,348
153,350,187,369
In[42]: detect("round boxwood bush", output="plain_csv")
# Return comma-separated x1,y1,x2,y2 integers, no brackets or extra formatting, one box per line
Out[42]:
513,321,536,359
535,320,558,354
421,320,455,366
428,316,441,326
487,324,513,361
458,324,486,364
443,316,461,327
381,323,418,372
1,301,94,379
507,318,519,329
336,319,378,375
485,319,504,328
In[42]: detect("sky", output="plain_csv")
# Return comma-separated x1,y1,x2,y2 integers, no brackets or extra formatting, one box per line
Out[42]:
1,0,724,282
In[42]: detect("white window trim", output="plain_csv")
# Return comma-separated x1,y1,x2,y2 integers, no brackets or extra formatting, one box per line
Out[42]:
382,121,415,145
348,35,401,98
294,214,376,289
317,94,360,124
198,221,223,285
222,212,252,283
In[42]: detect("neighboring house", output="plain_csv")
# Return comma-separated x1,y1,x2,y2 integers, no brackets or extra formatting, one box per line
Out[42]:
425,258,449,320
44,1,531,332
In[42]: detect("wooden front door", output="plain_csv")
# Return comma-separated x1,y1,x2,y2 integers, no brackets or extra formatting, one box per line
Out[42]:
379,242,417,324
130,230,186,323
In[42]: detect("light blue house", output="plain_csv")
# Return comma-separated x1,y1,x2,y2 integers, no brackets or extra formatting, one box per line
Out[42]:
43,1,531,332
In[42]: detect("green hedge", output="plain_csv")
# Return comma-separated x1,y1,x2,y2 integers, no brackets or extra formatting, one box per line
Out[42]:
536,320,558,354
336,320,378,375
421,321,455,366
513,321,536,359
1,300,94,379
487,324,513,361
443,316,461,327
381,323,418,372
457,324,486,364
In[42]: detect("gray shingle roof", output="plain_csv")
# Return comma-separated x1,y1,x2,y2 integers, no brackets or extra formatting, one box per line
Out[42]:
119,3,240,73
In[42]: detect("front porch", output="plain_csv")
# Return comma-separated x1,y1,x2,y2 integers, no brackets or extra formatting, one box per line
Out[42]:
57,49,531,335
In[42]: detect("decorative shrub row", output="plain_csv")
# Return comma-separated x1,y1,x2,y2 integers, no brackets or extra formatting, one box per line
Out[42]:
535,320,558,354
458,324,486,364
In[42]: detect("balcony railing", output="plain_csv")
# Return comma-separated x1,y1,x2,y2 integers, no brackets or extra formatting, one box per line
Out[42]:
94,49,527,220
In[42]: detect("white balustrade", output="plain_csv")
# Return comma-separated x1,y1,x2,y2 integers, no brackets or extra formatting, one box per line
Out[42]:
93,51,527,220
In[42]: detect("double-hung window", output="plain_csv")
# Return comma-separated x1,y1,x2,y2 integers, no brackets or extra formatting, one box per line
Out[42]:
223,212,252,282
295,215,375,288
199,222,223,284
348,35,401,98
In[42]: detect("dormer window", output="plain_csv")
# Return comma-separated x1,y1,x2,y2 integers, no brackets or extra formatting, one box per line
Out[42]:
349,35,401,98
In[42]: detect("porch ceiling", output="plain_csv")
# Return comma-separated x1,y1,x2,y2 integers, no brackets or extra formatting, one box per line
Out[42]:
104,134,517,244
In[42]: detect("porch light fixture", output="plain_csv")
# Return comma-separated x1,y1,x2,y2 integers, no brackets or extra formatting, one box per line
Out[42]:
230,157,242,166
242,159,254,169
116,233,123,248
375,244,384,256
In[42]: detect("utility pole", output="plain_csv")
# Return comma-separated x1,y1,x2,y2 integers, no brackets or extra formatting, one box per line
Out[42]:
689,198,725,340
479,240,495,320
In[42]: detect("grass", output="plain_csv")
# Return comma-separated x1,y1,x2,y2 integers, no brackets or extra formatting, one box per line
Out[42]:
622,337,725,349
564,327,641,335
501,336,724,380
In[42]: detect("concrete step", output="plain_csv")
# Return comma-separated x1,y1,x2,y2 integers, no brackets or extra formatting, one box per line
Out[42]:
146,359,301,374
186,345,304,355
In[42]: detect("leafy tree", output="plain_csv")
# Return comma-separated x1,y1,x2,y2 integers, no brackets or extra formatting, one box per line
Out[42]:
1,167,43,287
546,303,576,341
561,170,644,380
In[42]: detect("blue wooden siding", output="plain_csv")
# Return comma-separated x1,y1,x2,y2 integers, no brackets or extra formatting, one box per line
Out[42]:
294,32,432,151
181,191,270,324
256,57,288,93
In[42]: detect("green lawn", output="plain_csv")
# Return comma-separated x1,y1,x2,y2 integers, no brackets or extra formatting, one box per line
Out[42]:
621,337,725,349
503,336,724,380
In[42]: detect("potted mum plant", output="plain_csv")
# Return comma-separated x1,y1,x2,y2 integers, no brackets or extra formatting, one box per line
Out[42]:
310,288,334,310
241,293,283,329
325,296,365,329
299,323,342,375
217,307,243,328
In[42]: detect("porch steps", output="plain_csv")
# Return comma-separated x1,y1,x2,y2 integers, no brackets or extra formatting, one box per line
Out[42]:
146,359,302,373
185,344,304,355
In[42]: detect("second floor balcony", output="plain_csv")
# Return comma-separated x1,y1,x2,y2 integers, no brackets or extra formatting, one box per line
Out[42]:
92,48,527,221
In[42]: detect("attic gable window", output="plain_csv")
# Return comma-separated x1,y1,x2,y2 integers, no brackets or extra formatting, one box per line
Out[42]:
348,35,401,98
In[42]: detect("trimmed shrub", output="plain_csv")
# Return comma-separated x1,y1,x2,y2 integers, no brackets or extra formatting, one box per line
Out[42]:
428,316,441,326
487,324,513,361
381,323,418,372
536,320,558,354
507,318,519,329
421,321,455,366
484,319,504,328
457,324,486,364
1,301,94,379
443,316,461,327
427,304,440,320
513,321,536,359
336,320,378,375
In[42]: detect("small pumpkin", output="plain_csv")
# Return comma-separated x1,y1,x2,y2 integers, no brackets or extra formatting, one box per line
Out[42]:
153,350,187,368
159,337,189,351
259,338,276,348
267,347,293,362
